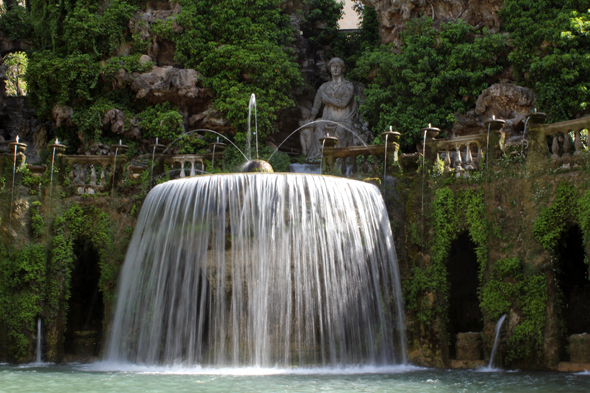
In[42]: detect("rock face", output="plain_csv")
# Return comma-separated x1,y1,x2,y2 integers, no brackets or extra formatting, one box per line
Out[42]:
474,83,536,137
2,97,50,163
570,334,590,363
362,0,504,46
456,332,483,361
126,1,183,66
451,83,536,138
131,65,211,108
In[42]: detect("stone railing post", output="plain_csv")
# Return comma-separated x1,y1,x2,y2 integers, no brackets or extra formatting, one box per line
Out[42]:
320,136,338,173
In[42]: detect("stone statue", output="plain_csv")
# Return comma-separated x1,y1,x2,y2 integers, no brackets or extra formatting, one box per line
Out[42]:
303,57,363,160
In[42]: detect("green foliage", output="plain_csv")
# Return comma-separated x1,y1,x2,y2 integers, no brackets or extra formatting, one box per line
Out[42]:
533,182,578,249
168,0,302,137
30,201,45,239
355,18,507,149
60,0,136,58
481,257,521,321
0,5,34,41
404,187,489,324
500,1,590,120
578,190,590,260
137,102,183,141
0,244,46,360
2,51,28,96
303,0,343,49
506,274,548,363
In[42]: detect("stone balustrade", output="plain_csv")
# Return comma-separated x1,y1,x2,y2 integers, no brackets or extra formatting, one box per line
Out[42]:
332,145,385,177
61,155,126,195
431,134,487,173
321,135,402,177
161,154,209,179
528,116,590,161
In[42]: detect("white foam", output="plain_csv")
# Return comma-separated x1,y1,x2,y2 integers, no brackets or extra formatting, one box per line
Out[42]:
17,362,55,369
575,370,590,375
80,361,424,376
473,366,503,373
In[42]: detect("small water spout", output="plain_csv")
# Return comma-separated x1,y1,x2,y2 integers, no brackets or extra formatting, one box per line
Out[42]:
112,146,119,197
521,116,531,154
319,138,327,175
36,317,42,363
49,142,58,215
10,139,18,225
211,143,217,170
150,138,158,188
486,122,491,170
488,314,507,369
383,131,389,189
247,94,258,160
421,129,427,247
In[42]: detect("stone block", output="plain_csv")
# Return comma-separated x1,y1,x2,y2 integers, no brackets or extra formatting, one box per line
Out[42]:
73,331,97,357
570,333,590,363
456,332,483,361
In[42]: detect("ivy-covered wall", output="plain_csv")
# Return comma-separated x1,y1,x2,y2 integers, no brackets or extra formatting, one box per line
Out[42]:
0,156,135,362
396,151,590,369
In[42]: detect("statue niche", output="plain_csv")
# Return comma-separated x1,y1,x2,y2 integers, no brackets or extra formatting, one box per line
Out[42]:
301,58,364,160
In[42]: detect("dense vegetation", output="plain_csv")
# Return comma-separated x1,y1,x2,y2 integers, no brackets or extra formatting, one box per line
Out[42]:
354,1,590,148
500,0,590,121
0,0,304,154
355,19,508,148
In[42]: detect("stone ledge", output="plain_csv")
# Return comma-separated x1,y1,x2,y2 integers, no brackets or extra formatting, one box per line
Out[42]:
556,362,590,373
449,359,485,369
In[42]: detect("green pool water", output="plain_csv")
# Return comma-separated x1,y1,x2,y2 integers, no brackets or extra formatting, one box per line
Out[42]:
1,363,589,393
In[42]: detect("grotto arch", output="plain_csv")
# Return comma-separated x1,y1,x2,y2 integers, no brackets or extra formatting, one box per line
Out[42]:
556,224,590,360
447,231,484,360
63,239,104,358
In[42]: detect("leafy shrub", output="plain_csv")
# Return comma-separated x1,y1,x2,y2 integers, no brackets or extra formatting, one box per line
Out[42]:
355,18,507,149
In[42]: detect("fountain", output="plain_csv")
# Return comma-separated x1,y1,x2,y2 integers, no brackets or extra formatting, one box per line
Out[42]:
149,138,166,188
209,137,227,170
47,138,66,214
110,140,128,196
105,171,407,367
487,314,507,369
35,317,42,363
381,128,400,178
483,116,505,169
8,136,27,224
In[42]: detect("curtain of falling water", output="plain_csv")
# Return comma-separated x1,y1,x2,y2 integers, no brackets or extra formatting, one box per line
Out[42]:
105,173,406,366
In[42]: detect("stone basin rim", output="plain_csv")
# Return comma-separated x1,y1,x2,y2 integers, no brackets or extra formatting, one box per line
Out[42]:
154,172,381,189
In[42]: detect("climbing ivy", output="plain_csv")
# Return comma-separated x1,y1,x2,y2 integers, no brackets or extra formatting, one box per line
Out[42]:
506,274,548,363
404,187,489,324
533,182,579,250
481,257,521,321
0,243,46,361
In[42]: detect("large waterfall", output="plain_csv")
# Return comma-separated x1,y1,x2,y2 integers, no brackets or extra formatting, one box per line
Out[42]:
106,173,406,367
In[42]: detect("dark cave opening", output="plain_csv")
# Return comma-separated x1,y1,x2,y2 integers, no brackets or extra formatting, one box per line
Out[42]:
447,232,483,359
63,241,104,357
557,225,590,337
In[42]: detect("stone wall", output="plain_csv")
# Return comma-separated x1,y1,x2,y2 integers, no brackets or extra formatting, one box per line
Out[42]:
362,0,505,46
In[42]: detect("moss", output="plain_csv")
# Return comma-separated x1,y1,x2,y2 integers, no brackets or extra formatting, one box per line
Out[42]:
0,243,46,361
404,187,489,325
506,274,548,363
532,182,578,250
481,257,521,321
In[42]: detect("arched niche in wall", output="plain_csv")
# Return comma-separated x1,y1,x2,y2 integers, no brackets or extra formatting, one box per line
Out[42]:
447,231,484,360
63,240,104,358
556,225,590,361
